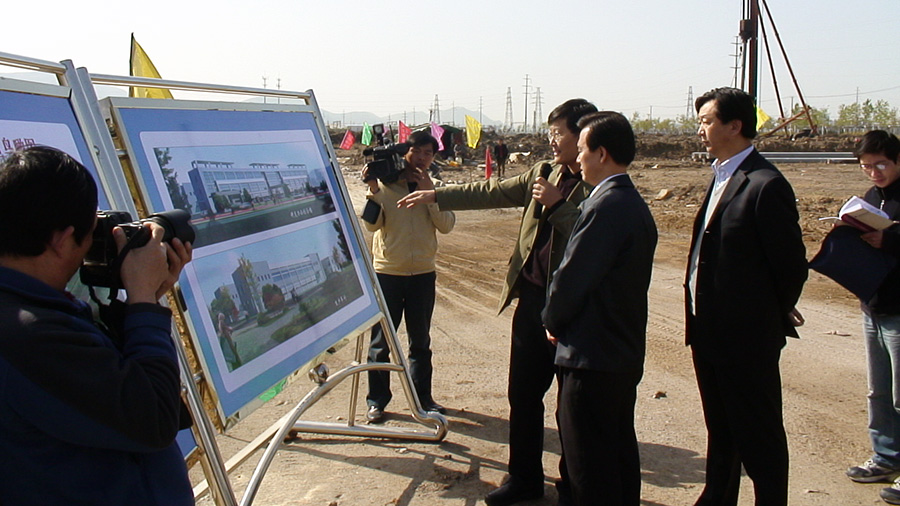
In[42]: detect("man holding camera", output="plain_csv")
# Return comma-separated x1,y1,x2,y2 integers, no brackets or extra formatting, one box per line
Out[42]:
0,146,193,505
361,130,455,423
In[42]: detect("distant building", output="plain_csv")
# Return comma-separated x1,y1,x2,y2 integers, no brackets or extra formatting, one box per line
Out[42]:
187,160,310,215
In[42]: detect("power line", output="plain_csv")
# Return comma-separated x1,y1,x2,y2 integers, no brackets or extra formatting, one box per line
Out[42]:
806,85,900,99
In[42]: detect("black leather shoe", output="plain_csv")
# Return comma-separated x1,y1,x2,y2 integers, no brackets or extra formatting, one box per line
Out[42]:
484,479,543,506
555,479,574,506
422,402,447,414
366,405,384,423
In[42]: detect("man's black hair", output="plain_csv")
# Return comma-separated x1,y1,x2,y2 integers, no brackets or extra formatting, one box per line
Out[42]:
408,130,439,153
577,111,636,166
547,99,599,135
0,146,98,256
695,87,758,139
855,130,900,162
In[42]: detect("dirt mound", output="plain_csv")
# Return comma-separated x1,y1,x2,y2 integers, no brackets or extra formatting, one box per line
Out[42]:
331,131,862,170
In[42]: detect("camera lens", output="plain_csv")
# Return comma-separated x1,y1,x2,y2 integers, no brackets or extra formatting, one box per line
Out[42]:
144,209,195,245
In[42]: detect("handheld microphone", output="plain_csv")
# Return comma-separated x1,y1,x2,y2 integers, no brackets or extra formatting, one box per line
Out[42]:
533,163,554,220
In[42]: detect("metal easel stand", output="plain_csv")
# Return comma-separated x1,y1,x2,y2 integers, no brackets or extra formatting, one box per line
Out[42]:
177,339,239,506
238,317,448,506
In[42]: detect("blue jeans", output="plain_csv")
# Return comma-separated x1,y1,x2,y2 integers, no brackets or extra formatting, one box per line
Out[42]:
865,312,900,468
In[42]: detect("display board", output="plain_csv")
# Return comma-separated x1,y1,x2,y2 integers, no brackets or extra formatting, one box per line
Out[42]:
1,56,442,506
102,98,381,424
0,80,109,209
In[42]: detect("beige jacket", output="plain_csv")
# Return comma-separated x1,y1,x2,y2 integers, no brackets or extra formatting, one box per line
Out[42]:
364,178,455,276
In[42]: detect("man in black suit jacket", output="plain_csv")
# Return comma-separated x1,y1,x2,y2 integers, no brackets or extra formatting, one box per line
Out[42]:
685,88,807,506
543,112,657,506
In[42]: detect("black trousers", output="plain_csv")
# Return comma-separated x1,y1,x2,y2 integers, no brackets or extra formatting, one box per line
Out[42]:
692,347,788,506
507,281,563,484
367,272,436,409
557,367,642,506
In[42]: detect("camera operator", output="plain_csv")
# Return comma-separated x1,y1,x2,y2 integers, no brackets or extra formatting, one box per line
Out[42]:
0,146,194,505
360,130,455,423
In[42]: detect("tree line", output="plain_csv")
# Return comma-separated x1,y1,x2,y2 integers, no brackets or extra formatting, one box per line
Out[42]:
628,99,899,135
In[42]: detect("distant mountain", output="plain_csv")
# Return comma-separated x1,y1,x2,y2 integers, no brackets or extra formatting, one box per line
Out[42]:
230,100,502,128
1,71,128,98
1,71,500,127
319,108,501,128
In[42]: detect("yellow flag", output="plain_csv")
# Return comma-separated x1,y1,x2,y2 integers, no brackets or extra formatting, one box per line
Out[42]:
756,106,771,131
129,34,173,99
465,115,482,149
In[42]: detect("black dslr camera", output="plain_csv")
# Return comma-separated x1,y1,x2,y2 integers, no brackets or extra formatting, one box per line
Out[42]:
80,209,195,288
362,142,410,184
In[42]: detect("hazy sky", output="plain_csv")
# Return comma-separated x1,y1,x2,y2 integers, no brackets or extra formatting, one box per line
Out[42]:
4,0,897,124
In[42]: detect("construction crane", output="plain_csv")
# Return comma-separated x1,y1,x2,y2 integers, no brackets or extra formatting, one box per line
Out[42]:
739,0,817,135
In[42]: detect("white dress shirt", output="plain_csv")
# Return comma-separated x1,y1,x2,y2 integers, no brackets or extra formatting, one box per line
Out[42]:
687,145,755,314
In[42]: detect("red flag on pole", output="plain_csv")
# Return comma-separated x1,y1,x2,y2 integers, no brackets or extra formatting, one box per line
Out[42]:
398,121,411,143
339,130,355,150
485,147,494,180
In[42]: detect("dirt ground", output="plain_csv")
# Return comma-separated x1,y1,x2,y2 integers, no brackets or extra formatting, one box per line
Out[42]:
195,136,888,506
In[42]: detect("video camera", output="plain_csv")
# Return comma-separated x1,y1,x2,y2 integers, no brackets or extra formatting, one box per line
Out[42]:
80,209,195,288
362,142,410,184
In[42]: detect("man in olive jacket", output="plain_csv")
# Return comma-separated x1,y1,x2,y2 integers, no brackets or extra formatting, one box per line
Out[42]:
399,99,597,506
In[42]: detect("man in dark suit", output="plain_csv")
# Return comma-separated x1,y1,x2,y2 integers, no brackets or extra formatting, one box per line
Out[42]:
685,87,807,506
543,111,657,506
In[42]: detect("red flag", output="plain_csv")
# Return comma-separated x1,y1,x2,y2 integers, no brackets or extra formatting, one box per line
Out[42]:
398,121,411,143
339,130,355,150
485,147,493,180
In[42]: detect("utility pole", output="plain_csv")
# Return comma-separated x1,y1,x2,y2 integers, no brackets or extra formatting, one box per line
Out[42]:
432,95,441,124
533,87,544,133
686,86,695,118
504,87,514,130
262,76,268,104
522,74,531,132
479,96,483,124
